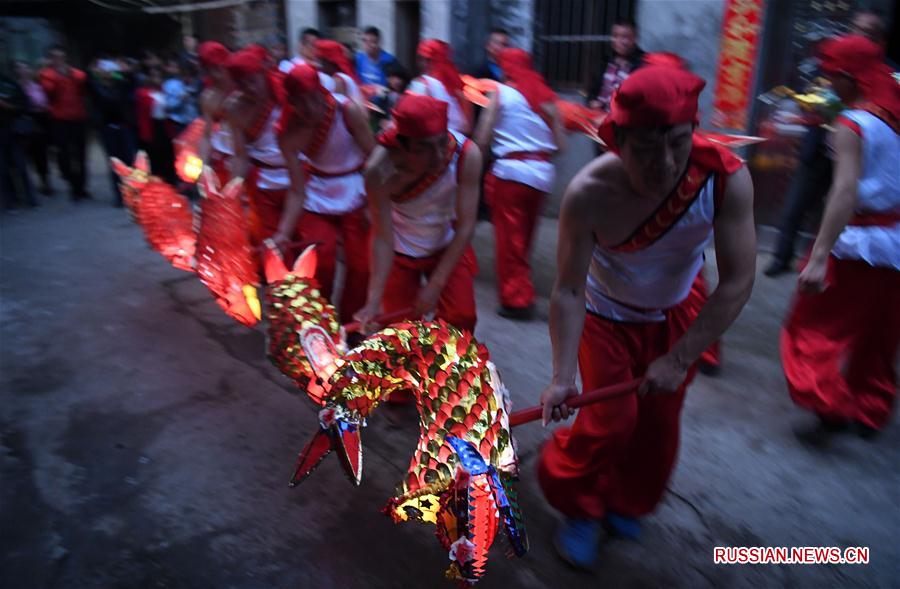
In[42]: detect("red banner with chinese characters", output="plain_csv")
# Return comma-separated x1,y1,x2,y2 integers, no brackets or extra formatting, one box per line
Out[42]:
712,0,765,130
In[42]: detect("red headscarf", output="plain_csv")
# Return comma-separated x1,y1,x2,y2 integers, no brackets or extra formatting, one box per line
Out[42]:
226,48,284,103
377,93,448,148
246,44,270,64
226,48,265,82
818,34,900,122
198,41,230,69
497,48,557,114
315,39,359,83
597,65,741,174
417,39,464,94
642,52,687,70
276,64,327,135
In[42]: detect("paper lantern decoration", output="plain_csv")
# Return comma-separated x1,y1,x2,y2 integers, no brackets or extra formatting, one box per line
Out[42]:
271,249,525,583
174,117,206,183
110,151,151,221
110,152,196,272
195,168,261,326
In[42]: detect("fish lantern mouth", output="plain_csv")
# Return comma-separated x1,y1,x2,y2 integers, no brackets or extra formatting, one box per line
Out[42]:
289,404,364,488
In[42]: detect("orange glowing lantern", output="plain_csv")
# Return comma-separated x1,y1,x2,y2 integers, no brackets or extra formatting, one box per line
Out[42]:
110,152,196,271
195,168,261,326
174,117,205,183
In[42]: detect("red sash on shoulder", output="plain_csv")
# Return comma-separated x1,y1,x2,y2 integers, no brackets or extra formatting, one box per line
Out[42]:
245,97,277,143
854,101,900,135
304,91,338,161
390,133,459,204
610,161,710,253
610,135,743,253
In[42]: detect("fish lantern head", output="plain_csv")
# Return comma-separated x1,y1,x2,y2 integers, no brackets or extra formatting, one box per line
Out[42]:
288,403,364,487
264,243,346,405
111,151,152,215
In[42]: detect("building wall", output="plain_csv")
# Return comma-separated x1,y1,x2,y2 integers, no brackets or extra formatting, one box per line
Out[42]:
636,0,726,128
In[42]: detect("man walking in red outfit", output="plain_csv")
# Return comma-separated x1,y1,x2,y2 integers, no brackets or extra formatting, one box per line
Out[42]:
536,66,756,567
474,48,564,320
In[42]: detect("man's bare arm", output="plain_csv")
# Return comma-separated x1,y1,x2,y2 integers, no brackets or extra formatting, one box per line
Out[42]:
666,166,756,370
425,143,483,291
800,125,861,292
225,98,249,179
473,92,499,156
540,171,596,424
358,147,396,321
273,129,308,243
541,101,566,154
343,100,377,156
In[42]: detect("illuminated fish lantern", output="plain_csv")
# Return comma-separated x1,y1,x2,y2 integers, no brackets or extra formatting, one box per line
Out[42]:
195,168,261,326
174,117,205,183
110,151,151,221
263,245,526,584
110,152,196,272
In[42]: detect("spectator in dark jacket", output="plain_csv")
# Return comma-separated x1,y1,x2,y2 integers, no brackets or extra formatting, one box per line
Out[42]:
585,19,645,113
0,71,37,210
14,60,52,196
90,57,137,206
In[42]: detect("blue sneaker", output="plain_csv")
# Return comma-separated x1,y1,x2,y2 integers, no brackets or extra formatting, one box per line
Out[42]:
604,511,642,541
553,518,600,570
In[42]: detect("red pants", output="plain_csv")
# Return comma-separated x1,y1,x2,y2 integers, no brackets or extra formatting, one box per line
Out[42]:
686,270,721,367
246,186,286,250
538,298,699,519
382,246,479,333
296,207,370,321
781,256,899,429
484,173,545,309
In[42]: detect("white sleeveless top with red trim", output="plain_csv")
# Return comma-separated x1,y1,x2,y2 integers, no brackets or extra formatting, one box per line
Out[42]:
246,105,289,190
831,109,900,270
490,84,556,192
391,130,469,258
586,172,719,323
302,93,366,215
409,75,468,135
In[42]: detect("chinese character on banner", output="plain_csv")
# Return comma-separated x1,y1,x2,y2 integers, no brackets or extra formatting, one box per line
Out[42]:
712,0,765,130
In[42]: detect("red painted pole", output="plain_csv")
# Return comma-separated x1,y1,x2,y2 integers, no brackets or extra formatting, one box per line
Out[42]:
508,378,642,427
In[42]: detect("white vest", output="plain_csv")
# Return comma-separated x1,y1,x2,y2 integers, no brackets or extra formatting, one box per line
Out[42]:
585,176,717,322
830,109,900,270
409,75,468,135
302,94,366,215
246,105,289,190
489,84,556,192
391,130,468,257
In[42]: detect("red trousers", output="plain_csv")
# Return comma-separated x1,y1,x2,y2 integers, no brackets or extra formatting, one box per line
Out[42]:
296,207,370,321
246,186,286,250
484,173,545,309
382,246,479,333
538,298,700,519
781,256,900,429
686,270,721,367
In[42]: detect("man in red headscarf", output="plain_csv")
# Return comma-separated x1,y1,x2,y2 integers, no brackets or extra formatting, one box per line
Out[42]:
536,65,756,567
272,64,375,320
781,34,900,440
410,40,473,134
354,93,482,337
314,39,365,108
224,48,290,249
198,41,234,184
474,47,565,320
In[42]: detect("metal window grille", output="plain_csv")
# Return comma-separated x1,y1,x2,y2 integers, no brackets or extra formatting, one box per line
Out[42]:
533,0,635,90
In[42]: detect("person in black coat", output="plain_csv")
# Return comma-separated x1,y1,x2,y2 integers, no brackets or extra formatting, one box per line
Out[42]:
472,28,511,81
